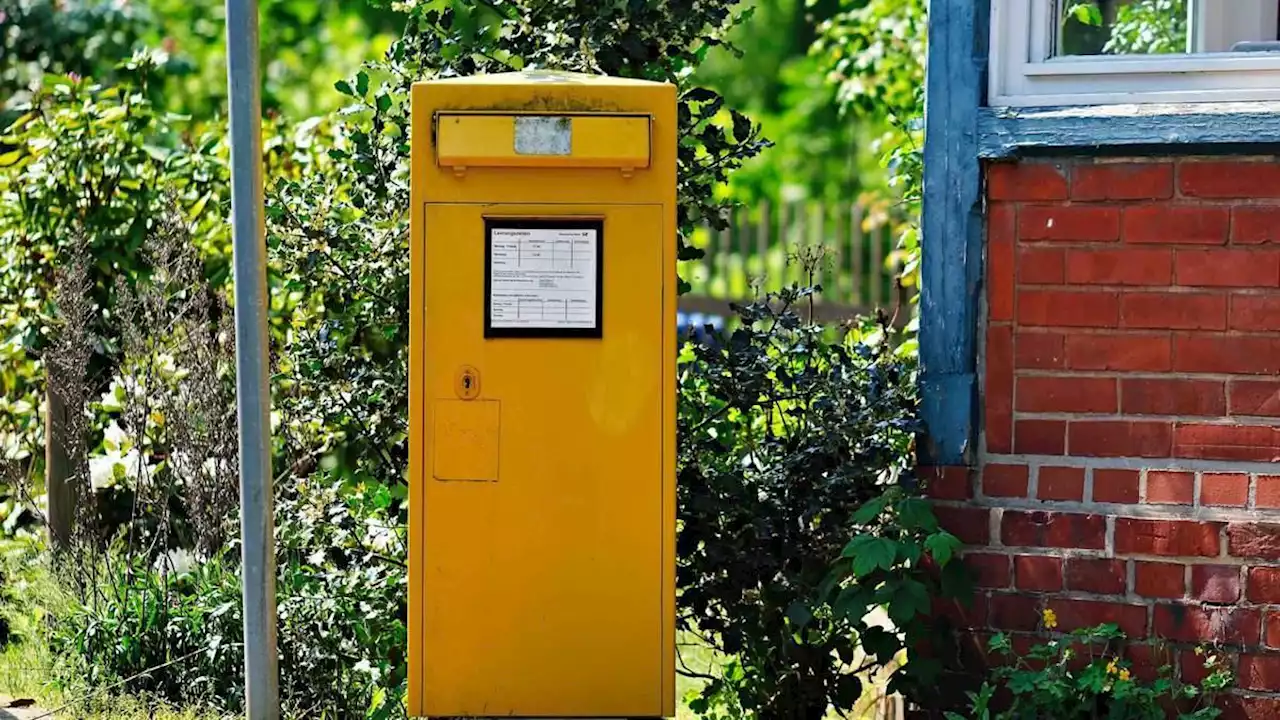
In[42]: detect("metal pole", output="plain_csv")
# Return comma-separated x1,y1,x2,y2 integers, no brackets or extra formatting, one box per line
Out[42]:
225,0,280,717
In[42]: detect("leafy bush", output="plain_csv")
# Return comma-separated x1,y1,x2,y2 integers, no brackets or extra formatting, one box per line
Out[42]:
948,619,1232,720
677,276,960,718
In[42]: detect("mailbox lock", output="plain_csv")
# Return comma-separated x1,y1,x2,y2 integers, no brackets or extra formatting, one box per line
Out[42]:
455,366,481,400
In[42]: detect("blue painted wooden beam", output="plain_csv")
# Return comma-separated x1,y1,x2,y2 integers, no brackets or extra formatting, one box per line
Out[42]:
920,0,988,467
980,102,1280,158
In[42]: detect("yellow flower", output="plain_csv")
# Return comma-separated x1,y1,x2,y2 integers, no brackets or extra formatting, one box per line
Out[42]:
1118,668,1131,682
1107,659,1119,675
1042,608,1058,629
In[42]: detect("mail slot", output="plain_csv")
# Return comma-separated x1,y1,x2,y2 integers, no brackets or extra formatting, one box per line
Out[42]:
435,112,652,170
407,71,677,718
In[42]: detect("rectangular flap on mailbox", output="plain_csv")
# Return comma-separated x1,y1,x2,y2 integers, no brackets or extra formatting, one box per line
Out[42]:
435,113,651,170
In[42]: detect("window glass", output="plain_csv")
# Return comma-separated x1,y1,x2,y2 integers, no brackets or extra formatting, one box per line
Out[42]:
1057,0,1280,56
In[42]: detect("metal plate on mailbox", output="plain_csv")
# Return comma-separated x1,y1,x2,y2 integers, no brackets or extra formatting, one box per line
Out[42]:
514,116,572,156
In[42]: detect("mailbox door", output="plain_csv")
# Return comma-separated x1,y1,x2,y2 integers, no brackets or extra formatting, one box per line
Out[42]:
421,203,666,717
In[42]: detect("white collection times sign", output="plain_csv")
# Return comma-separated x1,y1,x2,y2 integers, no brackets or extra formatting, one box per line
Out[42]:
486,222,601,337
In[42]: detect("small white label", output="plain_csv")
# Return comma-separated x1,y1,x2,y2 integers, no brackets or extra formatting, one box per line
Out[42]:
489,226,597,330
514,116,572,156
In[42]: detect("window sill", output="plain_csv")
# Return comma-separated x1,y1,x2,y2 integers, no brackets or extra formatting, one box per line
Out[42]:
978,101,1280,159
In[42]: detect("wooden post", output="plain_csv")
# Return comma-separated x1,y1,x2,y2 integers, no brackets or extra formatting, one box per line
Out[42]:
44,383,74,552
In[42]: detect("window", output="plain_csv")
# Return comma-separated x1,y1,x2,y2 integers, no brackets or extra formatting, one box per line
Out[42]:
990,0,1280,107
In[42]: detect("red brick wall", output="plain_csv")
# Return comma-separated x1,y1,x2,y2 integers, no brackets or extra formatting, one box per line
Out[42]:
934,157,1280,712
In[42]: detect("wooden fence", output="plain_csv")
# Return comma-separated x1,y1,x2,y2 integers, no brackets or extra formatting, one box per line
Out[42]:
678,200,906,327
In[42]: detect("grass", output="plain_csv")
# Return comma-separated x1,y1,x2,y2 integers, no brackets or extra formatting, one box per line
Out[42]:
0,538,225,720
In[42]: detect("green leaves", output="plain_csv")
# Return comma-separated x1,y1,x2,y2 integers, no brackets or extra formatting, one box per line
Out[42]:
1068,1,1105,27
844,535,895,578
925,531,960,567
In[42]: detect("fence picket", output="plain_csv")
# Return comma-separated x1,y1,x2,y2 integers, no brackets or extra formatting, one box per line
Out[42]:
680,199,908,327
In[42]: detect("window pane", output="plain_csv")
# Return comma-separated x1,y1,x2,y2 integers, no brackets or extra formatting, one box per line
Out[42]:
1056,0,1280,57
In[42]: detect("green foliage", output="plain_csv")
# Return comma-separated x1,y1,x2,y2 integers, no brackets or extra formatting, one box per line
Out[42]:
948,623,1232,720
0,60,230,480
813,0,925,300
677,281,954,717
0,0,400,123
1064,0,1188,55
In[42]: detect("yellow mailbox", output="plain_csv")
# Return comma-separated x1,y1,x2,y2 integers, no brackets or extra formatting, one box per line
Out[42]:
408,72,677,718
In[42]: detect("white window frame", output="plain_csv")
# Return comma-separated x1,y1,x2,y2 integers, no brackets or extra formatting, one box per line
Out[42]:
990,0,1280,107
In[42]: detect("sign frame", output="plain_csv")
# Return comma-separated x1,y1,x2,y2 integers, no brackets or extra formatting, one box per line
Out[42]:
483,217,605,339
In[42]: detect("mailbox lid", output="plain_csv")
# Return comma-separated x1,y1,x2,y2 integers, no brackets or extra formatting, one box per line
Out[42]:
435,112,651,169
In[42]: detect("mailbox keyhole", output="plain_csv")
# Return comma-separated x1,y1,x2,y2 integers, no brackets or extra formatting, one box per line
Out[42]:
456,365,481,400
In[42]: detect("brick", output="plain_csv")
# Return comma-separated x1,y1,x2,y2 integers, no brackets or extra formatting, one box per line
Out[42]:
988,593,1041,632
1020,205,1121,242
1120,292,1226,330
1192,565,1241,604
1038,466,1085,502
1233,206,1280,244
1181,161,1280,199
1073,163,1173,201
1015,332,1064,370
1153,604,1260,645
935,506,989,545
1230,294,1280,332
982,464,1029,498
1174,335,1280,375
1014,555,1062,592
1135,562,1186,598
922,466,971,501
1018,247,1065,285
1115,518,1221,557
1201,473,1249,507
1124,205,1229,245
1231,381,1280,417
989,163,1068,202
1127,643,1176,682
1258,476,1280,509
1250,567,1280,603
989,204,1015,321
1146,470,1194,505
1241,654,1280,691
1065,333,1171,371
1065,248,1172,286
1093,469,1140,504
1015,419,1066,455
1174,423,1280,462
1002,511,1106,550
1053,599,1147,638
1217,696,1280,719
1121,379,1225,417
1070,421,1172,458
1229,523,1280,560
1016,376,1117,414
965,553,1011,588
931,595,988,630
1018,290,1119,328
985,325,1014,454
1268,613,1280,649
1175,249,1280,288
1065,557,1125,594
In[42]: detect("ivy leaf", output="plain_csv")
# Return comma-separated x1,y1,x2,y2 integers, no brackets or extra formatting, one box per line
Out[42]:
924,531,960,567
683,87,718,103
850,537,896,578
897,498,937,532
786,601,813,630
731,110,752,143
335,79,355,96
356,70,369,97
852,497,886,525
